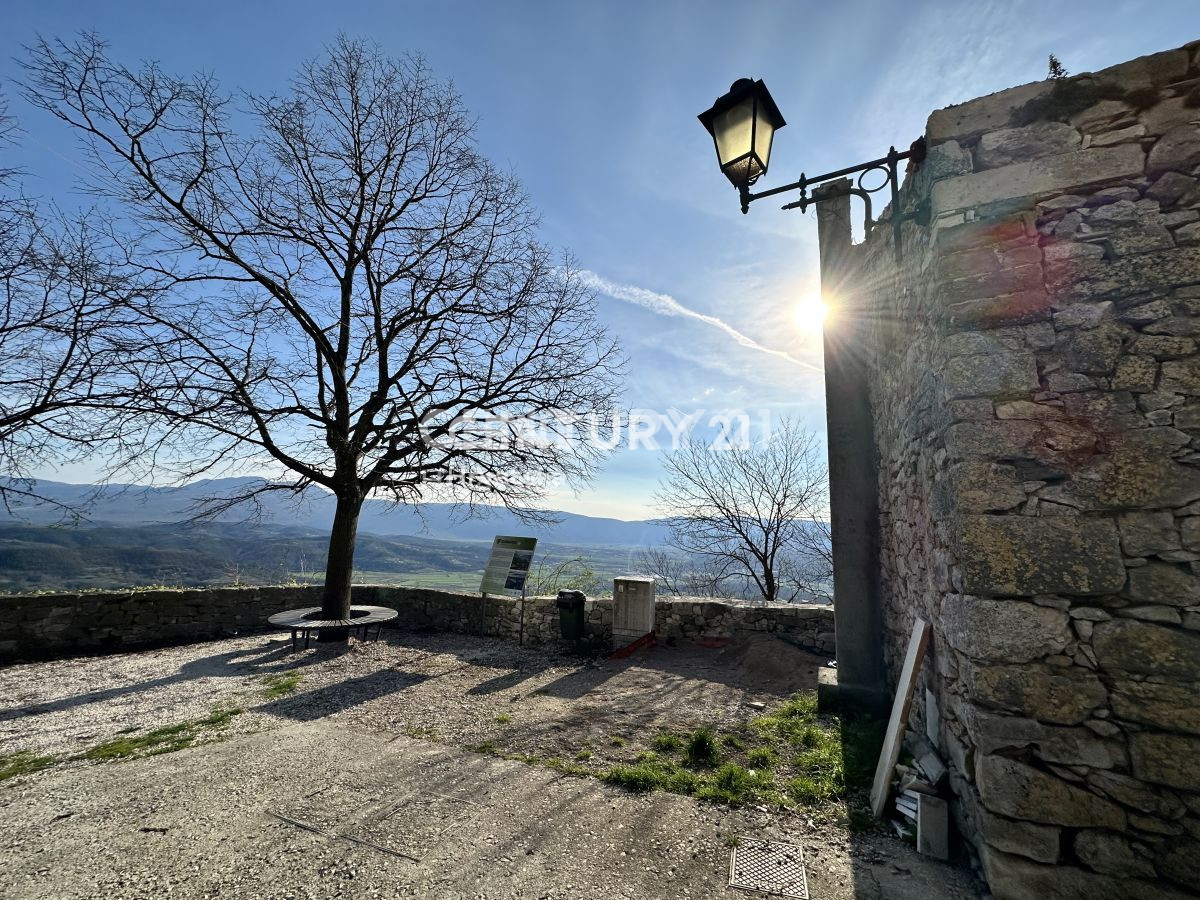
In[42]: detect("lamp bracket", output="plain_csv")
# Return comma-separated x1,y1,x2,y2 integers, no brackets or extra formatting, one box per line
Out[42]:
738,145,916,262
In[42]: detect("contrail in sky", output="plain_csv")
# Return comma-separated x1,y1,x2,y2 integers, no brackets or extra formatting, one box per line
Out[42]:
577,270,824,373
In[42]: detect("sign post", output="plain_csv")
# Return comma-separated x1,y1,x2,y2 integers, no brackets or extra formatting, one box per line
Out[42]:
480,536,538,643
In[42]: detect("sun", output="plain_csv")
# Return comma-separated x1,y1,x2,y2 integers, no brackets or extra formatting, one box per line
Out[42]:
793,293,829,333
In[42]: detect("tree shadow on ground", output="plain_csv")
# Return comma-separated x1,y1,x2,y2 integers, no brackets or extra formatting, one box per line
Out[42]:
256,669,430,722
0,638,343,722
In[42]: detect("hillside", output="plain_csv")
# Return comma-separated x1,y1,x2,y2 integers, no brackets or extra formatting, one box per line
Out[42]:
0,521,643,594
0,478,672,546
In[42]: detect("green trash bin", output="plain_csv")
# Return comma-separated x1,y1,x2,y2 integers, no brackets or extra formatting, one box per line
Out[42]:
556,590,586,641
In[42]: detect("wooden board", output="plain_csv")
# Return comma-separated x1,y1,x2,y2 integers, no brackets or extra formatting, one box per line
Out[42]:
870,618,930,818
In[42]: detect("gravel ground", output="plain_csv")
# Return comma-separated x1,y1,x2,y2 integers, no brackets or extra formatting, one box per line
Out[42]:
0,630,985,898
0,629,825,774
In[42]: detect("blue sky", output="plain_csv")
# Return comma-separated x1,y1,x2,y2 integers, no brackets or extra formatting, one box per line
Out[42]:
1,0,1192,519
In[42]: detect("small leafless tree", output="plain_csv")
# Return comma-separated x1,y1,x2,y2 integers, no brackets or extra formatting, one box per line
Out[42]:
21,34,623,631
655,419,831,604
635,546,733,598
530,554,600,596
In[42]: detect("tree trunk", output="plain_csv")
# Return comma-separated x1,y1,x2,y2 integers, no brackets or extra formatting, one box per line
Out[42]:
318,490,363,642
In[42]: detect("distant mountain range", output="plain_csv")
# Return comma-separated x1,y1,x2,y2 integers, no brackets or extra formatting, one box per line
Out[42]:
0,477,673,547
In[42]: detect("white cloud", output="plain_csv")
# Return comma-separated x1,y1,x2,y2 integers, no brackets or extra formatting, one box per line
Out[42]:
578,270,824,374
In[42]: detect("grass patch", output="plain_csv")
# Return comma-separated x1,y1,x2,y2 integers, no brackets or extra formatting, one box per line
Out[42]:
601,763,663,792
0,750,57,782
466,740,498,755
695,762,774,806
684,728,720,768
574,749,592,761
404,726,443,742
544,756,590,776
494,713,512,724
261,672,302,699
650,732,682,752
80,708,242,762
747,746,778,768
609,735,626,747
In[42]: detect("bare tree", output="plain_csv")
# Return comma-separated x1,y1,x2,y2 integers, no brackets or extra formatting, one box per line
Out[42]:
0,93,147,516
21,34,623,633
530,554,600,596
655,419,831,604
635,546,734,598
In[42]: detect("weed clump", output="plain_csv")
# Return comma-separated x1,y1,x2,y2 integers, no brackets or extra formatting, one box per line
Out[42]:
650,732,682,752
602,763,663,792
261,672,302,699
684,728,720,768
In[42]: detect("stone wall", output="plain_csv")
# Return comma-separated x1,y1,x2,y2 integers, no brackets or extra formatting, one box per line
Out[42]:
857,42,1200,898
0,585,835,662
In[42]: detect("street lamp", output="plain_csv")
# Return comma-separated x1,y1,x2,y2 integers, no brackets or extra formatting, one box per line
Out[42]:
698,78,921,261
696,78,786,190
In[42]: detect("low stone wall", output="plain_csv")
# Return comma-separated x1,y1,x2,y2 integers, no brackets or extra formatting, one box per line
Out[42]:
0,585,835,661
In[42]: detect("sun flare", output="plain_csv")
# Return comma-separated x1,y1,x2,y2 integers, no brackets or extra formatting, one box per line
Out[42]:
793,294,829,333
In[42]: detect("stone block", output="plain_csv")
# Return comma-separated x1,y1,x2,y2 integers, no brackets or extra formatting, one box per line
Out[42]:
1058,323,1125,374
1147,171,1199,205
1132,335,1195,359
1052,246,1200,305
1073,830,1156,878
1112,680,1200,735
980,811,1061,863
1130,731,1200,791
947,288,1053,327
966,710,1123,767
1058,428,1200,510
1176,221,1200,245
1090,123,1147,147
977,755,1125,828
928,80,1056,143
943,264,1044,304
934,212,1036,254
1125,560,1200,606
1092,618,1200,677
942,595,1069,662
932,144,1146,216
1148,123,1200,175
982,845,1195,900
995,400,1062,420
1162,357,1200,394
944,420,1042,460
975,122,1082,169
1161,837,1200,890
954,515,1125,596
1112,355,1159,391
943,347,1039,399
944,460,1027,514
1118,511,1182,556
963,662,1107,725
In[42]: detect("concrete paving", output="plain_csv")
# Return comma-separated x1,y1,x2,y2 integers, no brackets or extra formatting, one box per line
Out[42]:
1,722,982,899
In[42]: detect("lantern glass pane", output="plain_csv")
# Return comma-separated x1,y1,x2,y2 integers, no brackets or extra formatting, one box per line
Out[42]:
711,96,755,168
755,114,776,173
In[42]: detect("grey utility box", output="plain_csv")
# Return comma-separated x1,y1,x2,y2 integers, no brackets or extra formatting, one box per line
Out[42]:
612,576,656,649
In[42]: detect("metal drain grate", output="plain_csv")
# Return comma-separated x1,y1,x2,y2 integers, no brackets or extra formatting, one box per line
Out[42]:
729,839,809,899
